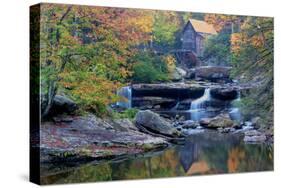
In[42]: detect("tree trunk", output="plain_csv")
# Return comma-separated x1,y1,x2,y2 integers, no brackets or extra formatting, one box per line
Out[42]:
41,79,57,119
41,7,73,118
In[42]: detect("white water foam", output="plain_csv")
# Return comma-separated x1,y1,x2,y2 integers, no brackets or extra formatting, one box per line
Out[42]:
116,86,132,109
189,88,211,121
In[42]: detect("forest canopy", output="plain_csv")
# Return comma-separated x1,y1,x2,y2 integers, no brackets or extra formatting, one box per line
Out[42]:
39,4,273,127
39,4,191,116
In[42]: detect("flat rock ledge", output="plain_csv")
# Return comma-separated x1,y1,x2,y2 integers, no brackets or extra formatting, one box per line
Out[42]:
243,130,267,142
40,115,168,163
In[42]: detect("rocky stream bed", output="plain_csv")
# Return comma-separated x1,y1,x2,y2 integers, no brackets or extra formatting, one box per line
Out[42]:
38,66,273,181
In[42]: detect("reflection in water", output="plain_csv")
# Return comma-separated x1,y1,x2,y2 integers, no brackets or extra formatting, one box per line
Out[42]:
40,132,273,185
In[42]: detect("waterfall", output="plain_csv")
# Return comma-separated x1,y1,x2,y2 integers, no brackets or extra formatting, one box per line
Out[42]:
190,88,211,110
229,92,241,121
116,86,132,109
171,101,180,111
189,88,211,121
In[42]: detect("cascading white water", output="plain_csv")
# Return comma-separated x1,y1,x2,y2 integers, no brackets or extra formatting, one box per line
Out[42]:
229,91,241,121
190,88,211,109
171,101,180,111
116,86,132,109
189,88,211,121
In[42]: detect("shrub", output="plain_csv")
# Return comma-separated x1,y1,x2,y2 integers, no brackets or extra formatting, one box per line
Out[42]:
112,108,139,120
59,71,121,117
131,52,170,83
203,33,231,66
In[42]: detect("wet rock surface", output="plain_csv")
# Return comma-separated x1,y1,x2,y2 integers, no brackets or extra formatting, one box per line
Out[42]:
181,120,199,129
130,81,254,112
199,113,234,129
171,67,186,81
194,66,231,83
40,115,168,163
243,130,267,142
132,96,176,110
210,88,238,100
132,83,205,100
40,79,272,167
49,95,78,116
184,68,196,79
135,110,181,138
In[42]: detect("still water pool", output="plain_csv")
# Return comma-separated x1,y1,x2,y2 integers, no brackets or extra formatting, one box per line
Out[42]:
40,131,273,185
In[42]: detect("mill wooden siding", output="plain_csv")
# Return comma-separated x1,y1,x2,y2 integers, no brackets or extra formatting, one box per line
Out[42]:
182,23,197,53
182,20,216,57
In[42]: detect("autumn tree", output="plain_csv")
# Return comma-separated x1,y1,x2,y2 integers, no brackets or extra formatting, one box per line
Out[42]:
204,14,241,33
204,14,273,127
203,33,232,66
231,17,273,126
40,4,153,117
152,11,181,50
150,11,192,52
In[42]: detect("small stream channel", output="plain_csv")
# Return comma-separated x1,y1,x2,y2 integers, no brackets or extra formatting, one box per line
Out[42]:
116,85,241,122
40,83,272,184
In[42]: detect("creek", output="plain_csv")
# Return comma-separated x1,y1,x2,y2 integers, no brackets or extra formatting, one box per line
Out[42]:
40,130,273,184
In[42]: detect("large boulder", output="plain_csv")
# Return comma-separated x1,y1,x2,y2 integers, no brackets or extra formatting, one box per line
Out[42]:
243,130,267,142
110,118,138,132
251,116,263,129
182,120,199,129
244,135,267,142
184,68,196,79
195,66,231,82
171,67,186,81
210,88,238,100
135,110,180,137
199,113,234,129
49,95,78,116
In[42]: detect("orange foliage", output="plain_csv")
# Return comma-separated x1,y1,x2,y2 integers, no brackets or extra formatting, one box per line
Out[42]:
227,147,245,173
151,149,179,170
231,32,265,54
250,35,265,48
187,161,210,175
59,71,122,113
230,33,245,54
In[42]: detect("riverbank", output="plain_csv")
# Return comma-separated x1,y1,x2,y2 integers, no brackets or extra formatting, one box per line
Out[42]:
39,109,273,164
39,114,169,164
38,69,273,180
40,113,273,184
